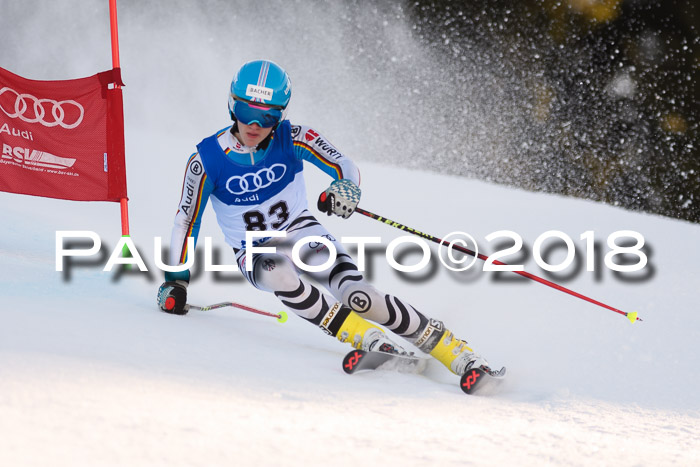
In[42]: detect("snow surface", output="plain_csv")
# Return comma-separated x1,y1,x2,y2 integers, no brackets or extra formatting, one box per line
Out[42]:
2,1,700,466
2,158,700,466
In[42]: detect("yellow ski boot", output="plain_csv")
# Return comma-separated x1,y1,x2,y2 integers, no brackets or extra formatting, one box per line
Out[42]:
319,302,405,353
429,329,490,375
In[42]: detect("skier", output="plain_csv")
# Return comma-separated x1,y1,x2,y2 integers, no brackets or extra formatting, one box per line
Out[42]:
157,59,492,377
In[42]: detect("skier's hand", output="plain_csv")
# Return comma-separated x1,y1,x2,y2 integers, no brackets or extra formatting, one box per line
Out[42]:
157,280,188,315
317,179,361,219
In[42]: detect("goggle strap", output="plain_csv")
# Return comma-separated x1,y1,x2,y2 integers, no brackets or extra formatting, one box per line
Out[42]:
232,95,285,111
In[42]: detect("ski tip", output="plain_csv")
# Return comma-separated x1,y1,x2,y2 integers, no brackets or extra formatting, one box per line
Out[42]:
626,311,639,324
277,311,288,323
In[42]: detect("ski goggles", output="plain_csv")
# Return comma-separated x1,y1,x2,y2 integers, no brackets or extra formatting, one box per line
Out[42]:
231,97,284,128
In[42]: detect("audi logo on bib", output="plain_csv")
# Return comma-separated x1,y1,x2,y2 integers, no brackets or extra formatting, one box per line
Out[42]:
226,163,287,195
0,86,85,129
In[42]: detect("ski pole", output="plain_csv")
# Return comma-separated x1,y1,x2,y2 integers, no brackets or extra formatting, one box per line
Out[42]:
186,302,288,323
354,207,641,323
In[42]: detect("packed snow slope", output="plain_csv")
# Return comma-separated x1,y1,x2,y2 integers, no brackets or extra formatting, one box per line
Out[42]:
1,155,699,466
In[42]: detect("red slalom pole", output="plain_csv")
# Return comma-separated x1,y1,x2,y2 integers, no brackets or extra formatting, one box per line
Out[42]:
108,0,130,240
109,0,121,69
354,207,641,323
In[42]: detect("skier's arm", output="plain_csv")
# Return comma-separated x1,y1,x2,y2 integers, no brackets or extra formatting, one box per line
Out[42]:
167,152,213,282
291,125,361,185
291,125,362,218
158,152,213,315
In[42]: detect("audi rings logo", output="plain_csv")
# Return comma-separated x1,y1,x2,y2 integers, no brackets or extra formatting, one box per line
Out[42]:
0,87,85,129
226,164,287,195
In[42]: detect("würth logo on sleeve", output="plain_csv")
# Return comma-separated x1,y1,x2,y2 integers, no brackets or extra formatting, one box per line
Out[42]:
313,137,340,159
304,129,319,141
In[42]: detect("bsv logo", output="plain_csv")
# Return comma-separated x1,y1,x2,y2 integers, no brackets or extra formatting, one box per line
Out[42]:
0,86,84,129
2,143,76,169
226,163,287,195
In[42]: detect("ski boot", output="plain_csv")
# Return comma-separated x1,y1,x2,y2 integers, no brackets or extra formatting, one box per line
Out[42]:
419,324,507,394
320,303,406,354
329,305,426,374
413,321,491,375
430,330,491,375
338,311,406,354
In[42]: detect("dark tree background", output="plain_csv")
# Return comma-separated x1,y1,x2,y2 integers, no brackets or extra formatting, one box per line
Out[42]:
4,0,694,222
406,0,698,222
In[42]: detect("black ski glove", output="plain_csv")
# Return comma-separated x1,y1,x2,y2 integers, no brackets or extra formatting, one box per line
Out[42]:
157,280,188,315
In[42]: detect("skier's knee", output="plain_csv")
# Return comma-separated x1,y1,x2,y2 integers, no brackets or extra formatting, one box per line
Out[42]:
253,254,299,293
340,282,382,315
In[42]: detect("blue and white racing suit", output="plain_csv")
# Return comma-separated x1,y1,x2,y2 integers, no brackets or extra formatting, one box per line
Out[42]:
166,121,430,340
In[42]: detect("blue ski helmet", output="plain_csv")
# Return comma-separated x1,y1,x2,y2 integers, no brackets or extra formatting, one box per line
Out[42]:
228,60,292,128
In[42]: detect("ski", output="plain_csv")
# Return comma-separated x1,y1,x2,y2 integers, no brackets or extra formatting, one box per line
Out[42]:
459,366,507,395
342,349,427,375
342,349,506,396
